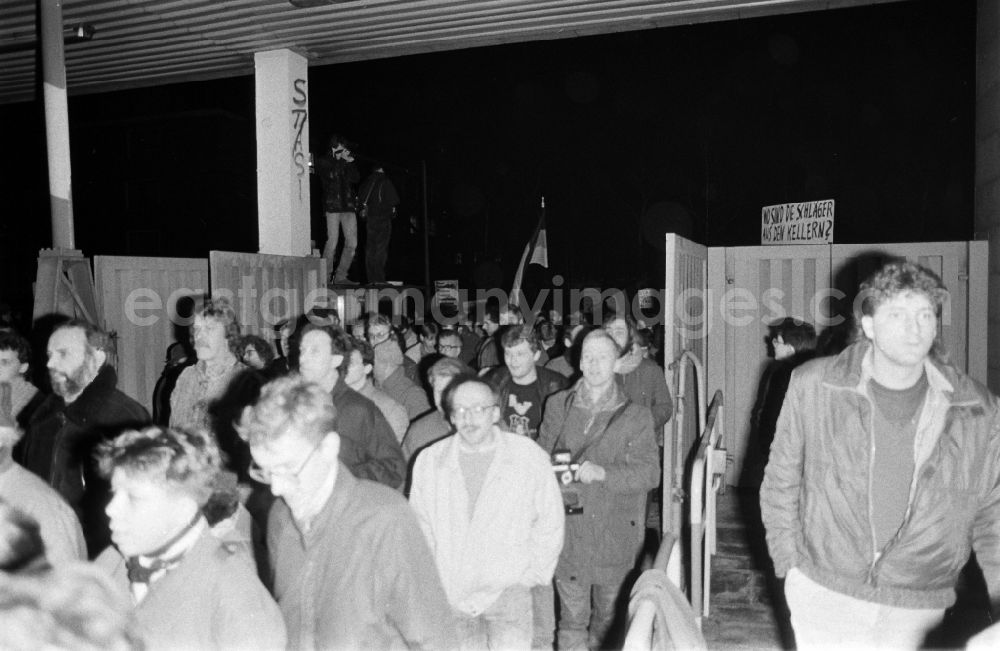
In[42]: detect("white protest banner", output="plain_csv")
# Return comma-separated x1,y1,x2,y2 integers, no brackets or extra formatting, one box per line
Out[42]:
761,199,835,245
433,280,460,312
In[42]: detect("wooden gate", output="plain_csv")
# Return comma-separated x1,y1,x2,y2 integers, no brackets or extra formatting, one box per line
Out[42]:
705,241,988,486
208,251,327,337
94,256,210,411
663,234,709,536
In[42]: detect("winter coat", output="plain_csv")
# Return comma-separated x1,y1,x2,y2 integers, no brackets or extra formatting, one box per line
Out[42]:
537,381,659,585
331,376,407,490
761,341,1000,610
357,171,400,218
268,463,457,650
316,154,359,212
616,355,673,432
410,430,565,616
21,365,149,556
96,528,286,650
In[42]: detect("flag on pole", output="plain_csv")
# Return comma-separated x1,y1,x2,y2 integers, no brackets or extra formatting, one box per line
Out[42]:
511,197,548,307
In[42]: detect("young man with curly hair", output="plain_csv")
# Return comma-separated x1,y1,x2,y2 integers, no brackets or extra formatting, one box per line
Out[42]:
761,261,1000,648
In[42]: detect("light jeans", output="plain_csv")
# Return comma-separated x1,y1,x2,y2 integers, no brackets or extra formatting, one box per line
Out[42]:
555,576,627,651
457,585,533,651
531,582,555,650
784,567,945,650
323,211,357,280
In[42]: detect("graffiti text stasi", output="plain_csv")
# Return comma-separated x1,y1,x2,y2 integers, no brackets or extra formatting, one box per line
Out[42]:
292,78,308,199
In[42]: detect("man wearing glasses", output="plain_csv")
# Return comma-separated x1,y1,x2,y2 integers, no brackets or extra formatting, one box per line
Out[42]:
366,313,420,383
436,329,464,359
410,377,564,650
239,375,455,650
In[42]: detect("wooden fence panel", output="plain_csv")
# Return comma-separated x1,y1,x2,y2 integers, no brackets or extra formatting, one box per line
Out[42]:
708,241,985,486
208,251,327,337
94,256,209,412
664,234,708,535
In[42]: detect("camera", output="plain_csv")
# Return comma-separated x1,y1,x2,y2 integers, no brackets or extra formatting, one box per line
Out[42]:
552,449,583,515
552,449,580,485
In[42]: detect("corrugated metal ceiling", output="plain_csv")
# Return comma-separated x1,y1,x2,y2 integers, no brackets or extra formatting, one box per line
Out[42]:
0,0,899,105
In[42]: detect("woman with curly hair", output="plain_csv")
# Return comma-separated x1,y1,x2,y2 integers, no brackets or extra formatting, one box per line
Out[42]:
93,425,285,649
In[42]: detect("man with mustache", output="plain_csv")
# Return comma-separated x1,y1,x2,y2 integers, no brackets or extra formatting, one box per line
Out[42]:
19,320,149,557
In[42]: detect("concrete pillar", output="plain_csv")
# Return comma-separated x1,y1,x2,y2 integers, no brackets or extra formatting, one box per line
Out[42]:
41,0,75,249
977,0,1000,393
255,49,311,257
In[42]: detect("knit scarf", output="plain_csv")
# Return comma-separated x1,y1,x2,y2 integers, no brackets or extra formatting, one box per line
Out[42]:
126,511,204,585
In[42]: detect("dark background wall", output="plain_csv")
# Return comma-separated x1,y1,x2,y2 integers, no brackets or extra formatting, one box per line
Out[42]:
0,0,975,316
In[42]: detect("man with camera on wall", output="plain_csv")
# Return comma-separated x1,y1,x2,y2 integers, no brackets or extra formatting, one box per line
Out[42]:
537,329,660,651
409,377,564,650
316,134,360,285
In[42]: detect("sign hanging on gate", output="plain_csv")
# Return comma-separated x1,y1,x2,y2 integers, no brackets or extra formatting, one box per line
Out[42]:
761,199,835,245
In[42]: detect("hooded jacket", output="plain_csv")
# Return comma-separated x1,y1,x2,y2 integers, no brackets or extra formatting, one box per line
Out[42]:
761,341,1000,610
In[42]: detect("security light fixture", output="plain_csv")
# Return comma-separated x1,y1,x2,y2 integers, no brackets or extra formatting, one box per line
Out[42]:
0,23,96,54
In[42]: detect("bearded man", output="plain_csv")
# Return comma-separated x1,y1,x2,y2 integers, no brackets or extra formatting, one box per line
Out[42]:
20,320,149,557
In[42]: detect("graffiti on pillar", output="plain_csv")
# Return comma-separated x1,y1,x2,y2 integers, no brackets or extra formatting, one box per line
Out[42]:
292,78,308,200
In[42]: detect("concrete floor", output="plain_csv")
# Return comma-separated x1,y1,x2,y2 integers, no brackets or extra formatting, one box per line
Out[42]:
699,489,788,650
697,489,993,650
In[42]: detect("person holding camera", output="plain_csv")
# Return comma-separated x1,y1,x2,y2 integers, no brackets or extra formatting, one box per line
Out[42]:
409,377,565,650
316,134,360,285
537,329,659,651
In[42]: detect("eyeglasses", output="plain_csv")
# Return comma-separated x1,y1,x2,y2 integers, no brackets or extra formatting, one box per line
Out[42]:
248,440,321,486
451,404,496,419
439,344,461,351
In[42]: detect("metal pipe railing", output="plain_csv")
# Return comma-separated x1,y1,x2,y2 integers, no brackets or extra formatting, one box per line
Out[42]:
665,350,707,538
690,390,726,624
623,533,707,651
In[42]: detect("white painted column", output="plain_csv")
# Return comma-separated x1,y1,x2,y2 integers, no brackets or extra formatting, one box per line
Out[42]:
977,0,1000,393
255,49,311,257
41,0,75,249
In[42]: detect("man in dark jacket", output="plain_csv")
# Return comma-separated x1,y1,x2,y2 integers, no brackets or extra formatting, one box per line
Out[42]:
315,134,360,285
761,261,1000,648
239,375,455,649
358,164,400,284
474,306,502,371
750,317,816,467
20,320,149,557
296,323,406,489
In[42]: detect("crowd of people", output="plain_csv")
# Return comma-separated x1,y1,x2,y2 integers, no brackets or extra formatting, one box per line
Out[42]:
3,259,1000,650
0,294,672,650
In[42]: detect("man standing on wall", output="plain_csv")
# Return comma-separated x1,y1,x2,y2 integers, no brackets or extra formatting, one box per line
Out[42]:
316,134,360,285
357,164,400,284
761,261,1000,648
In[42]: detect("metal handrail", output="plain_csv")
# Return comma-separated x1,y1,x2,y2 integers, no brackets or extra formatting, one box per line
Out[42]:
623,386,725,651
666,350,707,538
689,390,726,625
623,534,707,651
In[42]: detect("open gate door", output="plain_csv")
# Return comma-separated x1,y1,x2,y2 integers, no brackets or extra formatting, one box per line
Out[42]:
709,241,988,487
663,233,709,538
